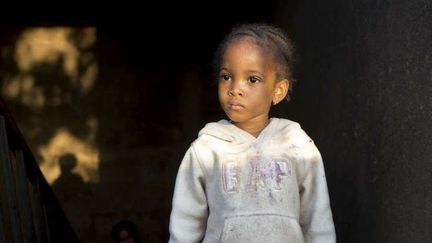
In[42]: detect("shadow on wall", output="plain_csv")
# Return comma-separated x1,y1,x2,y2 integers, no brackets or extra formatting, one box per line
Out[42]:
1,27,100,185
0,26,104,240
0,25,211,242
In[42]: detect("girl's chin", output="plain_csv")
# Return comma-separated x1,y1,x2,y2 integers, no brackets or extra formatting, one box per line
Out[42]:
225,115,243,123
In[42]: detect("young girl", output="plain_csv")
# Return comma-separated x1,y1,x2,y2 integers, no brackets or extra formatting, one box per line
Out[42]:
169,23,335,243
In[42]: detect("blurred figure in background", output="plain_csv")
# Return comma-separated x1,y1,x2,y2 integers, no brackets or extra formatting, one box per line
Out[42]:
111,220,142,243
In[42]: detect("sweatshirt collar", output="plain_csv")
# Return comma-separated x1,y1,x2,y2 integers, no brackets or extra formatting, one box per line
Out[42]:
198,118,281,144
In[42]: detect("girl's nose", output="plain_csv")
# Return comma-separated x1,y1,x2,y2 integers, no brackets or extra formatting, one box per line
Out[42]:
228,81,243,97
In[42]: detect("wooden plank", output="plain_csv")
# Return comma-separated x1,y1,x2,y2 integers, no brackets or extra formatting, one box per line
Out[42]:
9,149,25,243
0,190,6,243
31,179,49,243
14,149,37,242
0,115,12,242
27,181,41,243
43,205,52,243
0,114,20,242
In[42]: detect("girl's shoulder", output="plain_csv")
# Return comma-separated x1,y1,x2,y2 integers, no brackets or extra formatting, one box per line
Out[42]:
270,117,300,129
270,118,315,148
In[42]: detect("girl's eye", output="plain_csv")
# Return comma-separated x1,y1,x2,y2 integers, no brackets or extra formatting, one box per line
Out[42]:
220,74,231,81
248,76,260,84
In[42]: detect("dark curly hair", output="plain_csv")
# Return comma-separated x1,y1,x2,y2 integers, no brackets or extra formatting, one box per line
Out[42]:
212,23,296,101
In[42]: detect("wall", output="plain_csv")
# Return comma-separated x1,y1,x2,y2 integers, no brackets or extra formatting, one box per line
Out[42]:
1,1,431,242
278,0,432,242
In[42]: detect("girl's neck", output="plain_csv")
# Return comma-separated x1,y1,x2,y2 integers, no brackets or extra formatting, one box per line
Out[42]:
232,118,270,138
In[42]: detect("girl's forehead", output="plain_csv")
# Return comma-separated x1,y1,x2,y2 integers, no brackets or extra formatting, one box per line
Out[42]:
221,38,278,75
224,38,268,58
226,37,263,50
223,37,275,64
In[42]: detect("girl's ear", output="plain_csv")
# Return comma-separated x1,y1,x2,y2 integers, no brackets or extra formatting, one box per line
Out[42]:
272,79,289,105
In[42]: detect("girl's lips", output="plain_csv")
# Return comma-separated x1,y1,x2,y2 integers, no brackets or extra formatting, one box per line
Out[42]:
228,102,244,111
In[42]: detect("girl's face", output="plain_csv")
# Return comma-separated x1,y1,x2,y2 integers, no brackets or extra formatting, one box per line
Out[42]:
218,38,288,135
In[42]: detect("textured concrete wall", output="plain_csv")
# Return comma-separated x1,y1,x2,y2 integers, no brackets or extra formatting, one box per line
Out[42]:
278,0,432,242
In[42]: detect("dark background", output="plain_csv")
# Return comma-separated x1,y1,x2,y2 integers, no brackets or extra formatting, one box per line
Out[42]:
1,0,431,242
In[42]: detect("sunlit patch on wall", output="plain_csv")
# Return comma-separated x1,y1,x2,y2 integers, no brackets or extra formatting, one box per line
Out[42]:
2,27,98,107
38,121,99,185
14,28,79,79
2,74,45,109
0,26,99,184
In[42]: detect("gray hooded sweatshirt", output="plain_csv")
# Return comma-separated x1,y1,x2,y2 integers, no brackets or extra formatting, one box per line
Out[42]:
169,118,335,243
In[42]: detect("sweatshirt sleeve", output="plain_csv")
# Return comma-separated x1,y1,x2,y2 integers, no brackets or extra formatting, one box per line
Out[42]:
298,141,336,243
168,145,208,243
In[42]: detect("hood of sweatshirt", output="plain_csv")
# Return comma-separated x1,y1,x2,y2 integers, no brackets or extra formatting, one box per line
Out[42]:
197,118,301,145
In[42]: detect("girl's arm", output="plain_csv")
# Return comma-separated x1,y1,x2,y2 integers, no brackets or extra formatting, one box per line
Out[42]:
299,141,336,243
168,146,208,243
